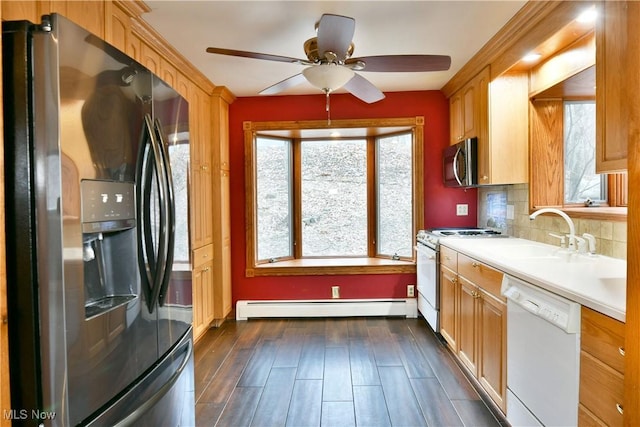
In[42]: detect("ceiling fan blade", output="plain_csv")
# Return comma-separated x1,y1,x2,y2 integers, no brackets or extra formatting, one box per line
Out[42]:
346,55,452,72
206,47,310,65
342,73,385,104
259,73,307,95
316,14,355,61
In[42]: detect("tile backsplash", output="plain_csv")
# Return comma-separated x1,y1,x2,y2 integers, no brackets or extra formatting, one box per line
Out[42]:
478,184,627,260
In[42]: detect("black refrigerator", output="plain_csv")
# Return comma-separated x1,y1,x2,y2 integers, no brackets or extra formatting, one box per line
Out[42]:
3,14,195,426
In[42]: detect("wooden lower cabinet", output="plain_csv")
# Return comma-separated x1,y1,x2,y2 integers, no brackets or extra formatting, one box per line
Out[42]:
439,245,507,412
579,306,625,426
192,245,214,341
440,265,458,351
458,277,478,376
477,287,507,410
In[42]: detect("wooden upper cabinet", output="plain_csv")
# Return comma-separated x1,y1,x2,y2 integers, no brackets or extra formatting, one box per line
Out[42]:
482,70,528,185
449,92,463,145
159,57,177,89
48,1,106,38
596,0,630,173
449,65,528,185
140,41,161,75
2,1,41,22
449,68,484,145
189,85,214,250
107,3,131,54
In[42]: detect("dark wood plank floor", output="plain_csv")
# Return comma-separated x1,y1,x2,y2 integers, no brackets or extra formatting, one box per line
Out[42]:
194,317,505,427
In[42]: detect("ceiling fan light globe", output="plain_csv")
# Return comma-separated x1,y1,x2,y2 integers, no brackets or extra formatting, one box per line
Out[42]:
303,64,354,92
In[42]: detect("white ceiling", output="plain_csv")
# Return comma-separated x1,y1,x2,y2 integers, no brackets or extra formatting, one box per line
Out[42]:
142,1,527,98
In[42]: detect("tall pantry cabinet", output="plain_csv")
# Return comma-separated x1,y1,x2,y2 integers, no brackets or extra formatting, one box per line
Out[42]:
0,0,233,342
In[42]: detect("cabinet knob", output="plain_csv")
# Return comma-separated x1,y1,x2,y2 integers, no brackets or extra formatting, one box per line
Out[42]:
616,403,624,415
619,347,626,356
472,262,479,268
201,165,209,171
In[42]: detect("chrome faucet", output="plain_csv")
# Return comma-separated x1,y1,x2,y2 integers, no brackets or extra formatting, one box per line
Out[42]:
529,208,576,251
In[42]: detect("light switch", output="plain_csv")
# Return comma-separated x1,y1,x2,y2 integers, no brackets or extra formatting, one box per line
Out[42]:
456,204,468,216
507,204,515,220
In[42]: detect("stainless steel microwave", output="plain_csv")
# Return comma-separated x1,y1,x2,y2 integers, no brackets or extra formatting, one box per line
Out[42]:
443,137,478,187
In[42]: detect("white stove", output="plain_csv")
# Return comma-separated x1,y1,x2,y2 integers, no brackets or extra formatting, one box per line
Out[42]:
415,227,507,332
417,227,505,250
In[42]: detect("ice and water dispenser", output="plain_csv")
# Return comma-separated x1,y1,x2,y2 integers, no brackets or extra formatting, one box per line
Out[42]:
81,179,138,319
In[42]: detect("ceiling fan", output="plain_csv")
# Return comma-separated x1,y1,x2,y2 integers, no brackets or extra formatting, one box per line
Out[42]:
206,13,451,104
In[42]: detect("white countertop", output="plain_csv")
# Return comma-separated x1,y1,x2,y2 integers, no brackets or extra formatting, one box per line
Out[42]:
439,237,627,322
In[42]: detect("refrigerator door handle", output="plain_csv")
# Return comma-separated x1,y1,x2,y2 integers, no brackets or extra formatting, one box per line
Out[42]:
153,118,175,307
112,338,193,427
136,114,169,312
136,115,156,307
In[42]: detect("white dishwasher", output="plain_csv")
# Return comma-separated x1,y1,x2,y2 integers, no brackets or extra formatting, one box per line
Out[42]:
501,274,581,427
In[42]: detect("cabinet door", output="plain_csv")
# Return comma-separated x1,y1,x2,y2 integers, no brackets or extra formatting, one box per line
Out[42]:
192,266,205,339
192,260,214,341
462,83,476,139
49,1,105,38
478,290,507,411
449,92,464,145
596,0,630,172
189,86,213,249
140,41,161,75
440,266,458,351
458,277,478,376
108,3,131,54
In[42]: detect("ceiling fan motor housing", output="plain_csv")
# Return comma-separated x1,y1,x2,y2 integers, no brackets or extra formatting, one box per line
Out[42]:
304,37,354,64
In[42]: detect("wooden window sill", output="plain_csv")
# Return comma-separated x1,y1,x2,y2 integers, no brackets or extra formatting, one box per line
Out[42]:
246,258,416,277
561,206,627,221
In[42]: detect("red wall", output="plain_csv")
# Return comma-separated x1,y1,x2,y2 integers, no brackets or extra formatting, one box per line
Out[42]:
227,91,477,303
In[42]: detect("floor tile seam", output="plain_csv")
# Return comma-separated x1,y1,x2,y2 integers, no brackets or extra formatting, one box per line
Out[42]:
195,329,252,404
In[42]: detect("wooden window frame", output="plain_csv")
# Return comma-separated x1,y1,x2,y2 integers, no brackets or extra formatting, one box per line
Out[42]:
244,117,424,277
529,99,627,221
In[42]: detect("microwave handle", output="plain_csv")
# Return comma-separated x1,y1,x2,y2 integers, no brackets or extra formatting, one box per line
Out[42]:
452,146,463,186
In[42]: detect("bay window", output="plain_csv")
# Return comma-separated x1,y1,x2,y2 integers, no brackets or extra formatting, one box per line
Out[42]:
244,117,424,276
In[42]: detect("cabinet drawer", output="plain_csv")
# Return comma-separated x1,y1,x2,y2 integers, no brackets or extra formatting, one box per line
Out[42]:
579,351,624,427
458,254,504,300
581,306,625,375
440,245,458,271
193,244,214,268
578,404,607,427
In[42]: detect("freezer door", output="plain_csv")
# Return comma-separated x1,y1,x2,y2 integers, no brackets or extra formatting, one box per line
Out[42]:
86,328,195,427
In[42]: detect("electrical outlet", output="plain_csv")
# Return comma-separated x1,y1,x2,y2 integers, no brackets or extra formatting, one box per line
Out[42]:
331,286,340,299
407,284,415,298
456,204,468,216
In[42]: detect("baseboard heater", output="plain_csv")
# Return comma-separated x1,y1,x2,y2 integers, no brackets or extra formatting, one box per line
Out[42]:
236,298,418,321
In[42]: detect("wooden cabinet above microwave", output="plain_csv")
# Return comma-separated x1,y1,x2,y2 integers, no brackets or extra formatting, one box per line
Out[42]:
448,66,528,186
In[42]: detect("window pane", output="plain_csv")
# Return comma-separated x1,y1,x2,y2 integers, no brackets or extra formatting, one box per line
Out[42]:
256,137,292,260
564,101,604,204
168,143,190,263
301,140,367,257
377,133,413,258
